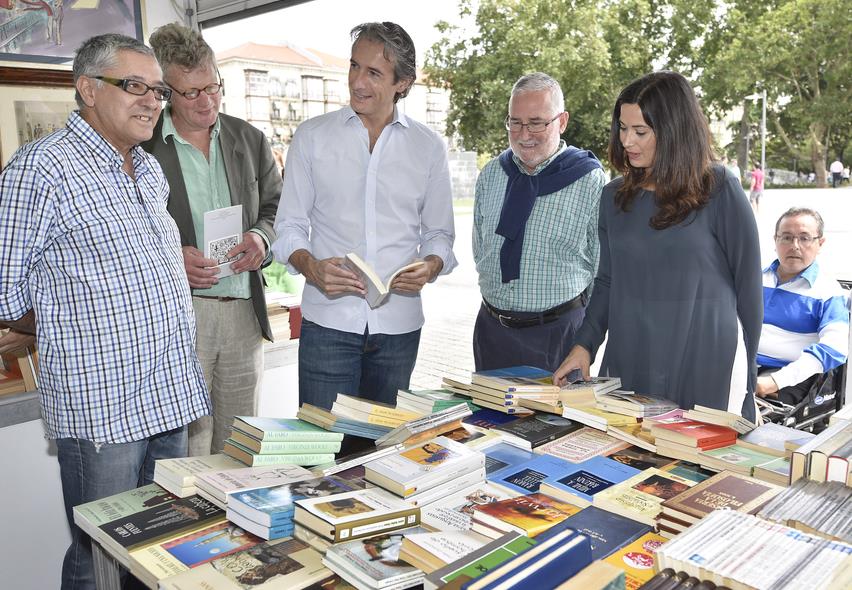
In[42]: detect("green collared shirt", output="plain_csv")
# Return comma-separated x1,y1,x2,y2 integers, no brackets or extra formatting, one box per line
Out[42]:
162,108,249,299
473,140,606,311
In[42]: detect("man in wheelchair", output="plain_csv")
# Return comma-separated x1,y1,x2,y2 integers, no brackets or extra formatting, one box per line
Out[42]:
755,208,849,424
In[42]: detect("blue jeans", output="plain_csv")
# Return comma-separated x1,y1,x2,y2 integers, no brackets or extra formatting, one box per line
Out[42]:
298,319,421,410
56,427,188,590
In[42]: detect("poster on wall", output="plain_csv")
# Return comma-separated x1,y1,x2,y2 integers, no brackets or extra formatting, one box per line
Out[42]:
0,0,143,65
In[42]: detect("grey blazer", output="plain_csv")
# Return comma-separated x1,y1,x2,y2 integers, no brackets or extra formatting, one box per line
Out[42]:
141,113,282,341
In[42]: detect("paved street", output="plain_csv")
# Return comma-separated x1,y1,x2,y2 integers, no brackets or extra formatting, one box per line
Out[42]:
410,184,852,389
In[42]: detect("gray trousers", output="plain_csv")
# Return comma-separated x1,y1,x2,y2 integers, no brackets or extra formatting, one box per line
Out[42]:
190,297,264,455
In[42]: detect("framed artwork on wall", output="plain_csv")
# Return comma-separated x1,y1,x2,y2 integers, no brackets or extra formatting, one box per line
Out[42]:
0,0,143,65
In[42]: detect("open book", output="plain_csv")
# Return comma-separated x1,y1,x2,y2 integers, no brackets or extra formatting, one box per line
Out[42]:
345,252,425,308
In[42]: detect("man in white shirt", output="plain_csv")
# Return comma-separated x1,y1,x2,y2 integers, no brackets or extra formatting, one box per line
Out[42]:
273,22,456,410
829,158,843,188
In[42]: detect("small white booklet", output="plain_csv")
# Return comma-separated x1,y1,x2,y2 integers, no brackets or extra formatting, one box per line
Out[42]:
203,204,243,278
345,252,425,309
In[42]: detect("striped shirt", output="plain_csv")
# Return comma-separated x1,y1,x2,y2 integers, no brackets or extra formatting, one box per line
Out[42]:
0,112,210,443
473,141,606,311
758,260,849,389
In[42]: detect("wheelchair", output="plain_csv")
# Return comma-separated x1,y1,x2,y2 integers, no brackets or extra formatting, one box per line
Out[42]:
756,279,851,433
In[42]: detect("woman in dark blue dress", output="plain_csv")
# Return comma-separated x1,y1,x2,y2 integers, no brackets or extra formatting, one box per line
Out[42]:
554,72,762,420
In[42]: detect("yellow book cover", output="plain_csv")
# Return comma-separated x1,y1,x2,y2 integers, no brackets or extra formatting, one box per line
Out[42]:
603,532,667,590
593,468,695,524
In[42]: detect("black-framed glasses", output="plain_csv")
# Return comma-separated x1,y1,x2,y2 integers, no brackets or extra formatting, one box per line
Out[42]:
505,112,563,134
94,76,172,101
774,233,821,246
169,81,224,100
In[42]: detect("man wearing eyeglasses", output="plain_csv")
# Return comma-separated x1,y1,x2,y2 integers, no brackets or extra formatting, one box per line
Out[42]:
756,207,849,405
141,23,282,456
472,72,605,373
0,34,210,590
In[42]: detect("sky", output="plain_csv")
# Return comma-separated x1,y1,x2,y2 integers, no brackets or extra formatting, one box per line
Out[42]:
202,0,476,63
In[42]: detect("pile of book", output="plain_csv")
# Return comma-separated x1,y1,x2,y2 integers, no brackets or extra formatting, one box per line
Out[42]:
223,417,344,466
194,463,313,509
756,478,852,542
331,393,421,428
153,454,243,497
375,403,473,447
595,391,678,418
788,418,852,484
443,365,563,415
298,402,393,439
264,291,300,341
652,509,852,589
396,387,479,415
649,420,739,463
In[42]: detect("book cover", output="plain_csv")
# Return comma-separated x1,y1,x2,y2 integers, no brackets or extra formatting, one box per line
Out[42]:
99,495,225,550
593,468,696,526
660,461,715,483
402,531,488,572
661,471,784,524
472,492,582,538
228,475,365,527
204,205,242,278
640,409,688,431
233,417,345,442
311,444,404,477
424,532,537,590
294,488,420,542
420,481,517,532
606,423,658,452
650,420,738,448
364,435,484,497
494,413,582,449
160,537,330,590
230,431,343,455
195,464,314,505
375,404,472,447
535,427,629,462
488,452,576,495
539,455,641,507
537,505,652,560
601,531,667,590
463,408,520,431
224,439,335,467
323,526,429,588
698,443,780,475
333,393,421,423
74,483,176,528
607,446,677,471
483,442,536,476
344,252,425,309
596,392,677,417
471,366,560,393
154,454,244,489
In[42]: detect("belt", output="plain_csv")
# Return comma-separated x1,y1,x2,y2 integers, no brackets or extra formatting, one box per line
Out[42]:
483,293,586,329
193,295,240,302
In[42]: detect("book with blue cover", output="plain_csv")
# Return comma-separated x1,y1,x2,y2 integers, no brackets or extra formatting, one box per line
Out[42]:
226,474,365,527
471,366,559,394
539,456,642,507
536,505,652,560
464,408,521,432
488,453,574,495
483,442,536,476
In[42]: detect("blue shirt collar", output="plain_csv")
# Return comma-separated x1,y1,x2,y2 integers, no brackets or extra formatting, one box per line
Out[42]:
766,258,820,286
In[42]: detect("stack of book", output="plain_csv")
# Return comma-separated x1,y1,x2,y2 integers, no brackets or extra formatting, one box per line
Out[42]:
364,435,486,505
682,404,756,434
226,474,365,539
297,403,392,439
592,468,698,527
396,387,479,415
420,479,517,531
696,442,780,477
595,391,678,418
788,418,852,484
534,426,630,462
493,413,583,450
561,404,638,432
737,422,815,457
649,420,739,463
374,403,472,447
656,470,784,538
520,376,621,414
653,509,852,589
756,479,852,542
194,463,313,508
294,487,421,543
322,527,430,590
223,416,344,467
398,530,489,573
330,393,421,428
470,492,582,539
265,300,291,341
310,444,404,477
153,454,243,497
444,365,562,414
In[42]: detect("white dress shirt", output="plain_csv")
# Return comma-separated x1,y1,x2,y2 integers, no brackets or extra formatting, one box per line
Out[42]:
273,106,457,335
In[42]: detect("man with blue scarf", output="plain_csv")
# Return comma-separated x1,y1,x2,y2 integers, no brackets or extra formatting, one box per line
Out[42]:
473,73,606,373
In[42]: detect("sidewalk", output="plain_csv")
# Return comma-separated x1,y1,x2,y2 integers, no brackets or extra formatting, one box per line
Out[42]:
410,185,852,389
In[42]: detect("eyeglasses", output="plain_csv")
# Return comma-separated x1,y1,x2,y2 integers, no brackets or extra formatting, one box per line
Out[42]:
169,81,223,100
505,113,563,134
94,76,172,101
774,233,821,246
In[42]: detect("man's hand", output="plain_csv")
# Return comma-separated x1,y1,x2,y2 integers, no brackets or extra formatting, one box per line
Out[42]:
229,232,267,274
390,255,444,293
553,345,592,385
290,250,365,296
182,246,219,289
756,375,779,398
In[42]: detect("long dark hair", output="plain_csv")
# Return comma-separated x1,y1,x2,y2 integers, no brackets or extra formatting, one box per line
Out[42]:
609,71,716,229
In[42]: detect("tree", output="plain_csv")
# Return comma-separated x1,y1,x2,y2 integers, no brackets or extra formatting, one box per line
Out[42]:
425,0,666,161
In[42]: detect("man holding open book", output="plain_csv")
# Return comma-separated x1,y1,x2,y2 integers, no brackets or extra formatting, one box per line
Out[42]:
472,72,605,372
272,22,456,410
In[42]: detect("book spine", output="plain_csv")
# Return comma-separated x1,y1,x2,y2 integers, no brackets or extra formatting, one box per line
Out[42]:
333,507,421,543
248,453,336,466
255,440,342,454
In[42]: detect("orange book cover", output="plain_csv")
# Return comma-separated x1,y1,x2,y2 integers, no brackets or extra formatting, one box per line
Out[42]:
472,492,581,537
651,420,738,448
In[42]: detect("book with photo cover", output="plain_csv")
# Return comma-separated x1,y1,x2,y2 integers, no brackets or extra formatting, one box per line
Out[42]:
159,537,330,590
471,492,582,538
73,483,176,529
593,468,697,526
294,488,421,543
494,413,582,450
606,446,677,471
195,464,313,507
204,205,243,279
345,252,426,309
539,455,641,507
420,481,517,532
482,442,536,476
698,443,780,476
738,422,816,458
601,531,666,590
400,530,489,574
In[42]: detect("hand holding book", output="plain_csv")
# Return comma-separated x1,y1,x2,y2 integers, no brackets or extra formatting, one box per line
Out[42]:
390,255,443,293
553,345,593,385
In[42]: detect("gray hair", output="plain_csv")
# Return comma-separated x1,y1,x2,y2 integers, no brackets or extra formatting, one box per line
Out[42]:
73,34,155,108
775,207,825,237
351,21,416,103
510,72,564,115
148,22,216,75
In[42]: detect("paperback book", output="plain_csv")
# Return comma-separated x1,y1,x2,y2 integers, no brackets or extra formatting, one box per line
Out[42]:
697,443,780,476
593,468,697,526
399,530,488,573
600,531,666,590
154,454,244,497
195,464,313,508
224,439,335,467
537,505,652,560
487,452,575,495
534,426,629,462
230,430,342,455
470,492,582,538
344,252,425,309
420,481,517,531
423,532,537,590
471,366,560,394
232,417,346,442
538,455,642,507
298,403,392,440
482,442,536,476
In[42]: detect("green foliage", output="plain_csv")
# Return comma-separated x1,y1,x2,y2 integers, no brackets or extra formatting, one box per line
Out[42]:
263,261,300,294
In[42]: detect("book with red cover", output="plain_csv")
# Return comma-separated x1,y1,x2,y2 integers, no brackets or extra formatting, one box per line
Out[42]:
650,420,737,449
471,493,582,538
